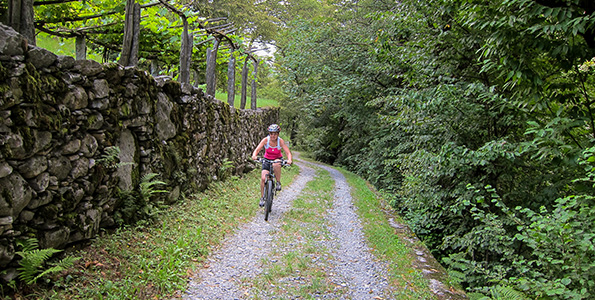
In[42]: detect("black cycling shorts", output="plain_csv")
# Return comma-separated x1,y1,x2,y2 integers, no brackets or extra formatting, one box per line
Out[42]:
261,159,281,171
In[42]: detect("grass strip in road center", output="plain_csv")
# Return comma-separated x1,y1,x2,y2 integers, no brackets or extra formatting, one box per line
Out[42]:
246,168,347,299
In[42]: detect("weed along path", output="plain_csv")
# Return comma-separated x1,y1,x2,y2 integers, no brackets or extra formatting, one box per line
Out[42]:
183,156,462,299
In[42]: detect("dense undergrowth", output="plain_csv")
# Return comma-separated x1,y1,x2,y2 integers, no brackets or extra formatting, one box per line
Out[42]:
277,1,595,298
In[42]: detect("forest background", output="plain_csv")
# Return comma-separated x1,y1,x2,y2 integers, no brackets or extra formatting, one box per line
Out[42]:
3,0,595,299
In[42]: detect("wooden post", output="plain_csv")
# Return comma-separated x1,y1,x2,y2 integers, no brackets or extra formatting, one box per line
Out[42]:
179,18,192,88
240,56,249,109
227,55,236,107
75,35,86,60
131,3,140,65
119,0,140,66
8,0,36,45
250,59,259,110
205,38,220,96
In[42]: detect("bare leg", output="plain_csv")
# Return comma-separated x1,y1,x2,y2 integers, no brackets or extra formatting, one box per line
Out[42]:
260,170,268,197
273,162,282,183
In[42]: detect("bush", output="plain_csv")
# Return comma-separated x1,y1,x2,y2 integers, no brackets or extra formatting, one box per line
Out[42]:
445,148,595,299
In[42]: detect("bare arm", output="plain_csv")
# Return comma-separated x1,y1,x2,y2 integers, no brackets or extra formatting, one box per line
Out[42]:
252,138,267,160
280,139,292,164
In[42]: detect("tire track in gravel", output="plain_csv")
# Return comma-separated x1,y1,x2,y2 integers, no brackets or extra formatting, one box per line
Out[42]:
184,158,389,299
183,159,316,299
301,160,390,299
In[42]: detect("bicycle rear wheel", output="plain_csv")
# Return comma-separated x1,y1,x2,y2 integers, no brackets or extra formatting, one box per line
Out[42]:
264,179,274,221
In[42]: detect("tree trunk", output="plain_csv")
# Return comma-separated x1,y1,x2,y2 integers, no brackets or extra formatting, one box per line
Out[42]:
205,38,220,96
250,59,259,110
119,0,140,66
75,35,86,60
8,0,36,45
240,57,249,109
227,55,236,107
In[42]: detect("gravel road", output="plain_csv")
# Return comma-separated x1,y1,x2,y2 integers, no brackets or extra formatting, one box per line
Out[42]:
183,158,391,299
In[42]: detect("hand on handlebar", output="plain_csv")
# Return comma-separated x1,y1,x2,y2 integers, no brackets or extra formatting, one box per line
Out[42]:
254,157,291,166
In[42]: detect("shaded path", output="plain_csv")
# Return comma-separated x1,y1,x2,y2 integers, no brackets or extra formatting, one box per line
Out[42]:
183,159,316,299
301,161,389,299
183,158,412,299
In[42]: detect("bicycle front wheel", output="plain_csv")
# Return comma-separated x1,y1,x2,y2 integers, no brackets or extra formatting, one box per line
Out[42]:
264,179,274,221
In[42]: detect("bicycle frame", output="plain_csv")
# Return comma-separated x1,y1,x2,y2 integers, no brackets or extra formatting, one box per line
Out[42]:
257,158,287,221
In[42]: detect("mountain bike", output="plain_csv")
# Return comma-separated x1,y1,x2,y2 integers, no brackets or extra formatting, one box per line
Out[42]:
256,157,289,221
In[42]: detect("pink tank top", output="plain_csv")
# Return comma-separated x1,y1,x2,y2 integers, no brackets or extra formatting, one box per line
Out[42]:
264,136,283,160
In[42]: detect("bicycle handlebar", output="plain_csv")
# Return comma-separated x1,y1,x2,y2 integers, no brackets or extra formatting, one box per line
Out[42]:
254,157,290,167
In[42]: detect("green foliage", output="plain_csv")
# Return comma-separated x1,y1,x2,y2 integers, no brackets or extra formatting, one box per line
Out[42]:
468,284,528,300
97,146,134,170
15,238,80,285
512,194,595,299
217,158,234,181
139,172,167,202
277,0,595,298
444,147,595,299
115,173,168,225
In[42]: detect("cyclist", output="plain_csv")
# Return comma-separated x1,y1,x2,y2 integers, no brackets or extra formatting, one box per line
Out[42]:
251,124,293,207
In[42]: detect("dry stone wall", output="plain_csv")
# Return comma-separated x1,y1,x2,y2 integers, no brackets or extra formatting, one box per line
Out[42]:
0,24,278,275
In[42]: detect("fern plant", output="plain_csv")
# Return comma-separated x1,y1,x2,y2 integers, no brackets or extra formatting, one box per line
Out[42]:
139,172,168,219
97,146,134,170
115,173,168,225
139,173,168,202
469,284,528,300
15,238,80,285
217,158,235,181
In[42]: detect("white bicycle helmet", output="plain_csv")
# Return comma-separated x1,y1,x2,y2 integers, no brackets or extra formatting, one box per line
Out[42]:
268,124,280,132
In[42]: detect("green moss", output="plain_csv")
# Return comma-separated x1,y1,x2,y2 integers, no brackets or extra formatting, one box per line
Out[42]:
58,212,78,226
39,204,60,217
87,114,98,126
39,75,67,99
120,102,131,117
17,126,34,154
22,63,42,103
0,63,9,82
36,103,61,130
0,83,9,95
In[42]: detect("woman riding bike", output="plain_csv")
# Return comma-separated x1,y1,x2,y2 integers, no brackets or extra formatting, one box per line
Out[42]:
251,124,293,207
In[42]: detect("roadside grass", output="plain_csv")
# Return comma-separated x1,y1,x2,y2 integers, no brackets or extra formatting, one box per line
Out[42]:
12,155,459,299
249,159,438,299
16,165,299,300
248,168,345,299
337,168,436,299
